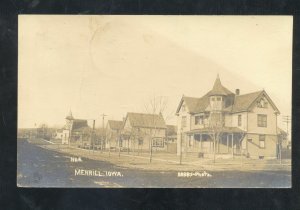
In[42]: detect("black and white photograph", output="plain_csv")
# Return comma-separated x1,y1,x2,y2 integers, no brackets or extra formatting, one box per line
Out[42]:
17,15,292,188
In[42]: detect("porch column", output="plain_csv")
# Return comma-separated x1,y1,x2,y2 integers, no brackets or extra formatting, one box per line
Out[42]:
200,134,202,152
227,134,229,153
231,133,234,159
246,134,248,154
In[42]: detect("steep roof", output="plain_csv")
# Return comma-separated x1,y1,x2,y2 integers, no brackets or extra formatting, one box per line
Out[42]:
231,91,263,113
72,126,92,133
207,74,234,96
108,120,124,130
228,90,280,113
71,119,88,130
176,94,210,114
176,75,280,114
126,112,166,129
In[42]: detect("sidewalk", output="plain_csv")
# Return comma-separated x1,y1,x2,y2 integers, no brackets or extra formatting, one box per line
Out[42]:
39,142,291,172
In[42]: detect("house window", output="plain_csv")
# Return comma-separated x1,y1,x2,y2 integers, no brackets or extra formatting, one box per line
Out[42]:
119,137,123,147
247,139,252,143
195,115,204,125
238,115,242,126
152,138,164,147
257,114,267,127
138,138,143,145
259,135,265,148
211,97,215,101
181,116,187,128
217,97,221,101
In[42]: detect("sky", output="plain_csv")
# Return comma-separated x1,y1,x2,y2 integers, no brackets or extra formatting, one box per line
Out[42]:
18,15,293,131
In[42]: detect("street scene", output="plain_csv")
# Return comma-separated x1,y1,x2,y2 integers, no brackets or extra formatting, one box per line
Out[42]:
18,16,292,188
17,137,290,188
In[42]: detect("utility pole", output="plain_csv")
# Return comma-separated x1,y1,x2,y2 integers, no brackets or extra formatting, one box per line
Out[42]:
101,113,107,152
92,119,95,153
118,130,121,158
180,129,183,165
282,115,291,136
282,115,291,164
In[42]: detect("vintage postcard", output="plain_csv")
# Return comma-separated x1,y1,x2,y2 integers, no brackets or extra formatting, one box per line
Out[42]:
17,15,292,188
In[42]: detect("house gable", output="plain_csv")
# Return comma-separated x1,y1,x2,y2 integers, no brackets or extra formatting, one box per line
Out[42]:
176,95,210,115
248,91,280,114
176,97,190,114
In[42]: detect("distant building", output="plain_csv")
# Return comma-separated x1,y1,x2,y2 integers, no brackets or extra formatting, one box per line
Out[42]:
106,120,124,150
121,112,167,152
277,128,288,149
54,129,64,140
166,125,177,143
176,75,281,159
166,125,177,153
61,111,92,146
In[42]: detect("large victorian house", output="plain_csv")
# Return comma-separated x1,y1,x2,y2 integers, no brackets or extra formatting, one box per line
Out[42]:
176,75,281,159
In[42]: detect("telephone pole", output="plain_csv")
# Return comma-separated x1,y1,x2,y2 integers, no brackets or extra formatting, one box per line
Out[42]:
282,115,291,164
101,113,107,151
92,119,95,153
282,115,291,136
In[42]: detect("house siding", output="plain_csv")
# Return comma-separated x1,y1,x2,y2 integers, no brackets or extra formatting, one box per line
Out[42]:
247,104,277,135
123,117,167,152
177,101,191,155
246,134,277,158
230,112,248,130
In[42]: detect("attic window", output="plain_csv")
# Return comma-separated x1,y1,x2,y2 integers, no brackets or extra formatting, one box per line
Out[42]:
257,98,268,108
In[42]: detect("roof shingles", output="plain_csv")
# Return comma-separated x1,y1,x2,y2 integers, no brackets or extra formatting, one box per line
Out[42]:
108,120,124,130
178,76,278,114
127,112,166,129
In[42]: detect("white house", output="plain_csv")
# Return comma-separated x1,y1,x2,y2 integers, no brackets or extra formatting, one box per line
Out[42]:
176,75,281,159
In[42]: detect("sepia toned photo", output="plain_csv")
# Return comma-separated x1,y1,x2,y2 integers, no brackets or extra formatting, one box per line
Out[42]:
17,15,292,188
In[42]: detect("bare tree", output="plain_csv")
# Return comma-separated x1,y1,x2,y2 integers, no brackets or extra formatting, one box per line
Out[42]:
205,111,225,163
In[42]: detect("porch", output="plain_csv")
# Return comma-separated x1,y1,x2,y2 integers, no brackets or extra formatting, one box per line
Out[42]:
179,127,246,158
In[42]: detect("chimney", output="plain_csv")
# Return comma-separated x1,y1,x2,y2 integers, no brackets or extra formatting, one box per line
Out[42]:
235,89,240,95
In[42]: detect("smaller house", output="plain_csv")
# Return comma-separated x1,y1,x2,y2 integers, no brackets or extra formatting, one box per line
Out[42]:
277,127,288,149
106,120,124,150
55,129,64,140
122,112,167,152
166,125,177,153
166,125,177,143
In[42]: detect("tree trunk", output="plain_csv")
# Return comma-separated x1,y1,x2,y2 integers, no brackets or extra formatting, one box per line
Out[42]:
213,137,216,164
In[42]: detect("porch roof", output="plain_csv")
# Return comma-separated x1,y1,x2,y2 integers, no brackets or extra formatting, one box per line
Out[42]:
185,127,245,135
